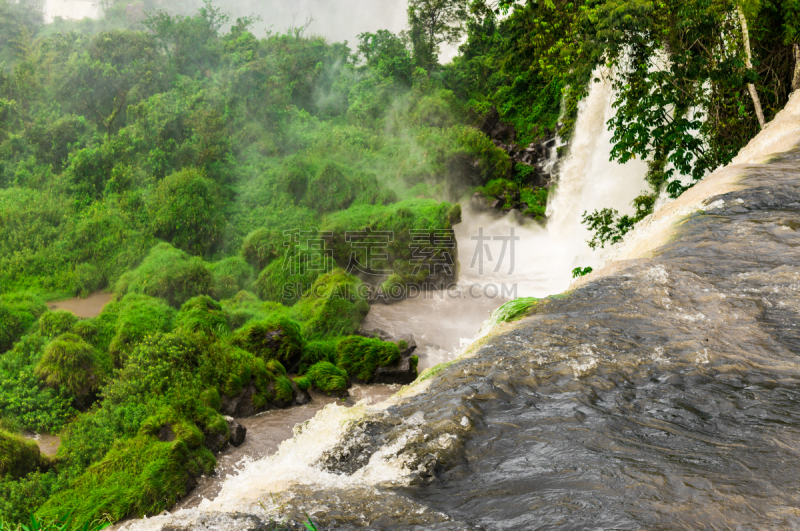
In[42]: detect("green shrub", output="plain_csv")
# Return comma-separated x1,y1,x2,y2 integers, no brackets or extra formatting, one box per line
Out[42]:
0,430,47,479
297,340,338,375
292,271,369,341
231,316,304,368
303,162,356,213
35,334,109,404
108,294,176,367
38,311,78,339
306,362,348,394
0,293,47,354
174,296,230,338
115,243,212,308
335,336,400,383
148,168,225,256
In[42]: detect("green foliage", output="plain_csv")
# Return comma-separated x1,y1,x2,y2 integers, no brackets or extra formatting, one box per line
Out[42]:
148,169,225,256
292,376,311,392
210,257,254,300
305,362,348,394
493,297,539,323
38,312,79,340
0,430,47,479
0,293,46,354
106,294,176,367
572,267,594,278
241,229,282,272
231,316,304,368
35,334,109,404
116,244,212,308
220,291,266,330
582,208,639,250
335,336,400,383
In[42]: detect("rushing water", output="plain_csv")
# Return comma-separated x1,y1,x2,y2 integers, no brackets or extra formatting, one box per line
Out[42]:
364,72,649,370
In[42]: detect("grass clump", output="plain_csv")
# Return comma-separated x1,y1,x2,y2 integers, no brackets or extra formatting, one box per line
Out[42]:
335,336,400,383
241,229,282,272
115,243,212,308
0,430,48,479
174,296,230,338
306,362,348,394
231,316,304,368
220,291,267,331
292,376,311,391
35,334,110,407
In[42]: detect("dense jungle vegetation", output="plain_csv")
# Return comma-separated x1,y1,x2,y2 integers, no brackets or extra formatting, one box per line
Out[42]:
0,0,797,527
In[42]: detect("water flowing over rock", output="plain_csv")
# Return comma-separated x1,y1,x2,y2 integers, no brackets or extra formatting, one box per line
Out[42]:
121,91,800,529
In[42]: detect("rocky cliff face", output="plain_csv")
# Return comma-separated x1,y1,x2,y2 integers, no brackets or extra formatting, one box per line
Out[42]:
123,95,800,531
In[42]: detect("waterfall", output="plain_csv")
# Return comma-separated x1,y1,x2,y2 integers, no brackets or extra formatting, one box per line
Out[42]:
363,69,649,369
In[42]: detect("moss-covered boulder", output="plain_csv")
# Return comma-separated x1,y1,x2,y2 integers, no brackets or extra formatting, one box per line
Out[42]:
108,294,176,367
306,361,349,394
0,293,47,353
0,430,48,478
175,296,230,338
35,333,110,405
255,253,327,305
231,316,304,369
115,243,213,308
292,271,370,340
335,336,401,383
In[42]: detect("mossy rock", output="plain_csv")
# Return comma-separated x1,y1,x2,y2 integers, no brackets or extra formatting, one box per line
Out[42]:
36,333,110,403
115,243,213,308
231,316,304,369
210,257,254,300
39,310,79,338
306,361,349,394
335,336,400,383
293,376,312,391
292,270,369,340
108,294,176,367
175,295,230,338
0,429,48,479
0,292,47,353
255,253,326,305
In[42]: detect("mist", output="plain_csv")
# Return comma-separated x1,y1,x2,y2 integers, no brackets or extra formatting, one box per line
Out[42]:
43,0,463,61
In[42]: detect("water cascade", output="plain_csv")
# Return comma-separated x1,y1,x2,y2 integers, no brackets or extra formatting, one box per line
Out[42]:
364,71,649,370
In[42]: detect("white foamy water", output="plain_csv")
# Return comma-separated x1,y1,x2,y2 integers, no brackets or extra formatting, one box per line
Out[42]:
365,69,650,369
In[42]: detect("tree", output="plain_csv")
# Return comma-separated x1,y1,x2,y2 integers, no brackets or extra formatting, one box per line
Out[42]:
406,0,470,69
737,2,766,128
